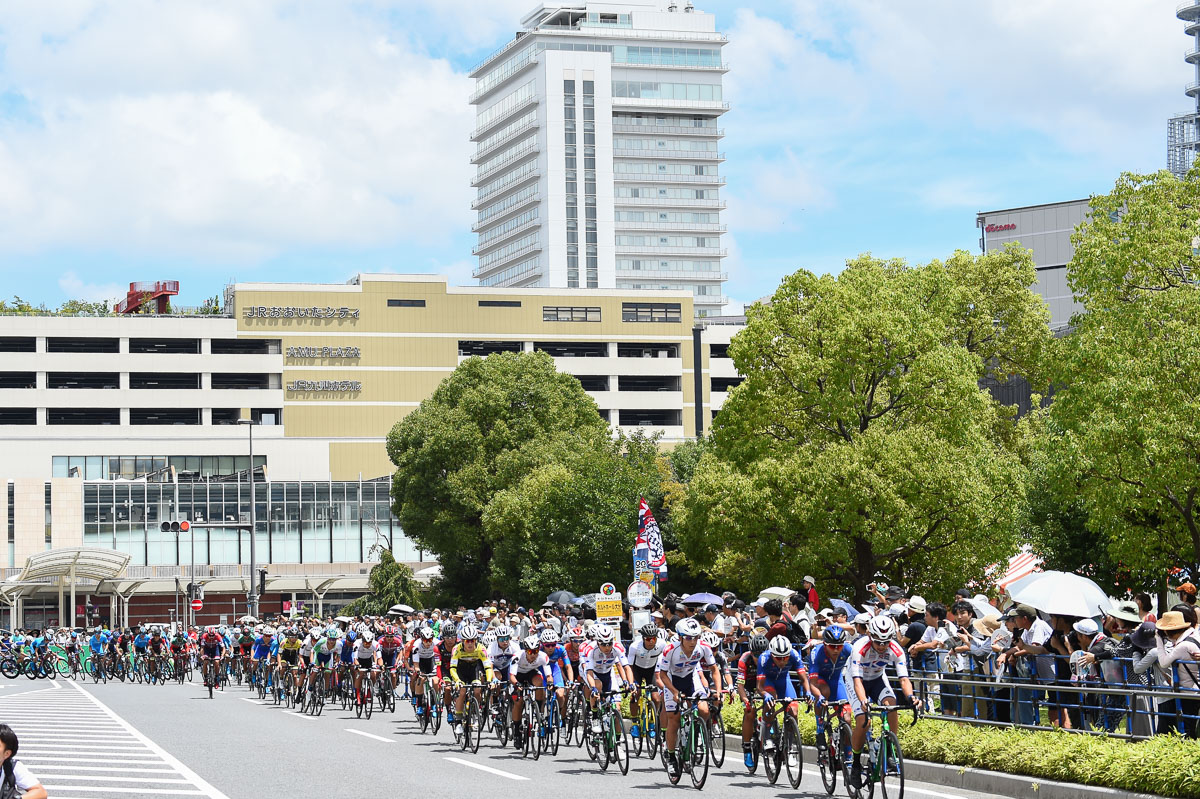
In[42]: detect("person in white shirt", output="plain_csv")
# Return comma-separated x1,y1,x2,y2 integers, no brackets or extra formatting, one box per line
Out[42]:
997,604,1053,726
0,724,46,799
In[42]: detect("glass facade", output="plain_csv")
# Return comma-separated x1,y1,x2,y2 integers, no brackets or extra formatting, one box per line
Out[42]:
80,479,418,566
54,455,267,480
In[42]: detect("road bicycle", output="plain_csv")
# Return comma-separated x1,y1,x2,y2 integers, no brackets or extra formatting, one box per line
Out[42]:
814,698,854,795
707,689,727,768
584,688,629,775
664,693,709,789
355,666,376,720
489,684,513,747
515,684,544,760
377,666,397,714
538,681,562,757
631,681,662,760
759,695,805,790
453,681,485,754
564,680,588,746
852,703,919,799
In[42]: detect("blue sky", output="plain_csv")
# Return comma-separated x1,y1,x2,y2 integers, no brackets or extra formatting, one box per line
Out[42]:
0,1,1183,311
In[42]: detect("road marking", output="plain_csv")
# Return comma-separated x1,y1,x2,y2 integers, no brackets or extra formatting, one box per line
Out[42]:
907,789,970,799
287,711,318,721
28,788,205,795
345,728,395,743
240,698,265,705
444,757,529,781
32,765,179,773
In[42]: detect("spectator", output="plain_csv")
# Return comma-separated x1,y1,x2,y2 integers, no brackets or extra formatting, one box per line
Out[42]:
762,599,789,640
801,576,819,617
783,592,811,644
0,723,46,799
1154,610,1200,737
997,604,1054,727
1177,582,1198,609
1135,592,1156,624
899,596,928,669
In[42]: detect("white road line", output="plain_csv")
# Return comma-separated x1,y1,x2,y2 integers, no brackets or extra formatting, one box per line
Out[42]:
68,681,234,799
287,711,318,721
43,775,194,784
444,757,529,781
31,765,178,773
345,728,395,743
22,757,168,765
240,698,265,705
908,789,970,799
37,787,204,796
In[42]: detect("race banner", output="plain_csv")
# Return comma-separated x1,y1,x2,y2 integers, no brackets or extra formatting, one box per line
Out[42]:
637,496,668,583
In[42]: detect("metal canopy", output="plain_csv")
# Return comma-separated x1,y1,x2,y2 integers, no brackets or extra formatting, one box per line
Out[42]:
16,548,130,582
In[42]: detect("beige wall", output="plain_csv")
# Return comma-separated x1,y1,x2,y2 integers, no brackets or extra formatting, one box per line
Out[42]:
50,479,84,548
13,479,44,564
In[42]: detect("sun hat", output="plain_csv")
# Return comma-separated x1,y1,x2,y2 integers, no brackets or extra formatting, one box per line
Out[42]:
1072,618,1100,637
818,608,835,619
908,596,927,613
887,603,906,617
1107,601,1143,625
885,586,906,600
1013,603,1038,619
1156,611,1191,632
1129,621,1158,650
852,612,872,626
971,617,1000,636
803,576,816,585
1177,582,1197,597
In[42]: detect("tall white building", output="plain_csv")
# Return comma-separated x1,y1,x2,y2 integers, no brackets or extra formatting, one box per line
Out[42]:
470,0,729,317
1170,0,1200,178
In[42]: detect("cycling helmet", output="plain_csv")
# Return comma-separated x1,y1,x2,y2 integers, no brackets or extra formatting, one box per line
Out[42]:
361,630,374,644
593,625,615,644
568,626,585,642
677,618,702,637
151,628,162,636
584,626,596,641
206,626,217,635
419,625,434,640
218,625,227,635
482,630,497,647
768,636,793,658
822,625,848,646
701,631,721,648
262,626,275,636
286,627,299,637
493,624,512,640
749,634,769,655
459,624,479,641
522,635,540,651
241,626,250,635
441,625,458,639
325,627,340,639
867,615,896,644
539,629,559,645
639,623,659,638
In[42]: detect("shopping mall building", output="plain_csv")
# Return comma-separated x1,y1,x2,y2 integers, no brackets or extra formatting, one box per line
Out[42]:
0,274,742,629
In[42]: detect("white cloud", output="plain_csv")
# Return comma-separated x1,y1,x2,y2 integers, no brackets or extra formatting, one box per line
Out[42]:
0,1,481,262
57,271,123,303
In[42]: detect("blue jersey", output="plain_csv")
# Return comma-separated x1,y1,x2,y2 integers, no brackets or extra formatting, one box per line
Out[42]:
133,634,151,651
338,635,356,664
252,636,277,660
32,636,48,652
757,650,804,691
88,633,107,654
808,643,852,683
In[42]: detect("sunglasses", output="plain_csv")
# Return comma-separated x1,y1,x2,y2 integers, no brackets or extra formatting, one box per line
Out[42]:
681,635,699,641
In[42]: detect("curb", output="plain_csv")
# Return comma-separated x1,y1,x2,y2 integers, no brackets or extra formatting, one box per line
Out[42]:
722,735,1167,799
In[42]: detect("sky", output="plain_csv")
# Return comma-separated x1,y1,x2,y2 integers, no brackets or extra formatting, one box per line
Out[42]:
0,0,1185,312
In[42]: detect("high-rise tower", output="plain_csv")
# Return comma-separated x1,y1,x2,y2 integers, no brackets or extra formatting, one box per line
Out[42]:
470,1,728,317
1170,0,1200,178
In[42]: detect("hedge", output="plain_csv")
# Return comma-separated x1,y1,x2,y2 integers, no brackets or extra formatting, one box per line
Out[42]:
714,698,1200,798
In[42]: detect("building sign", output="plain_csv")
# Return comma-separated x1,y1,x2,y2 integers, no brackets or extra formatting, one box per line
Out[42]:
985,223,1016,233
244,306,360,319
287,380,362,392
286,346,361,358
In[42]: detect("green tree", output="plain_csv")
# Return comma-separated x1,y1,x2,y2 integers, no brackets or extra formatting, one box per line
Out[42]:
57,299,114,315
1044,168,1200,585
482,431,665,599
674,250,1049,602
387,351,609,602
339,549,423,616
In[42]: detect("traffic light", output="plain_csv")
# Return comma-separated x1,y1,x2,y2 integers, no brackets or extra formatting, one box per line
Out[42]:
160,520,191,533
186,582,196,600
258,568,268,596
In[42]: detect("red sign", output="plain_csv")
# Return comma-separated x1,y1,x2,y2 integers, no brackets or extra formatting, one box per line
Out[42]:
191,599,203,611
985,223,1016,233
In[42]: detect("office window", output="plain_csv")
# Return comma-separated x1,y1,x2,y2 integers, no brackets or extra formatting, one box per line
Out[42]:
387,299,426,308
622,302,682,323
478,300,521,308
0,373,35,389
458,341,522,357
47,408,120,425
129,408,201,425
0,409,35,425
543,306,601,322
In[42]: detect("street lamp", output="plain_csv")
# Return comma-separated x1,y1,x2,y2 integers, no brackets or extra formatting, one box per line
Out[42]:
237,417,259,617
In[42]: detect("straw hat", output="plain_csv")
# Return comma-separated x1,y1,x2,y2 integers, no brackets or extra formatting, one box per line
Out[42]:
1156,610,1191,632
971,617,1000,636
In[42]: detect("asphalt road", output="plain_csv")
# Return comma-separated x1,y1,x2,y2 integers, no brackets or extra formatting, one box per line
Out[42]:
0,674,1020,799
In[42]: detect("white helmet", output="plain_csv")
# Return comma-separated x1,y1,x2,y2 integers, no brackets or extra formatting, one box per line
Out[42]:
360,630,375,644
593,624,615,644
459,624,479,641
767,636,793,658
867,615,896,644
701,631,721,648
522,635,540,651
539,629,559,645
492,624,512,639
677,618,702,637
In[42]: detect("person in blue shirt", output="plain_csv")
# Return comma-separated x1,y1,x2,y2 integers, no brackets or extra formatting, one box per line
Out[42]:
87,628,108,671
757,636,811,743
250,628,278,689
808,625,853,751
538,629,574,722
132,629,151,658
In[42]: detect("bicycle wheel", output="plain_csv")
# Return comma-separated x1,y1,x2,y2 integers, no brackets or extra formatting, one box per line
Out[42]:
364,683,374,720
431,689,443,735
646,702,660,760
818,723,838,795
877,731,903,799
597,712,610,773
709,712,726,768
418,693,431,734
666,732,683,785
0,658,16,680
689,717,709,790
631,700,646,757
24,661,38,680
532,699,546,761
545,697,561,756
784,715,803,789
584,710,599,762
611,711,629,776
54,655,69,676
763,717,782,785
469,701,483,755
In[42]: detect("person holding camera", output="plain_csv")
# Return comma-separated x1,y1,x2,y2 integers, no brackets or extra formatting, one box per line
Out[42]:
1154,608,1200,737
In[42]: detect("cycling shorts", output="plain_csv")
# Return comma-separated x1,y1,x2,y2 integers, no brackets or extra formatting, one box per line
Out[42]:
663,671,705,713
632,664,657,688
589,669,621,695
280,649,300,666
455,661,483,684
417,656,437,676
379,649,399,668
843,673,894,717
201,646,221,659
356,657,375,671
549,661,565,688
811,672,848,703
515,668,544,687
315,652,332,666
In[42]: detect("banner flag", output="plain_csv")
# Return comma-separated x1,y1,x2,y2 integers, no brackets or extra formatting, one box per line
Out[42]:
637,497,668,582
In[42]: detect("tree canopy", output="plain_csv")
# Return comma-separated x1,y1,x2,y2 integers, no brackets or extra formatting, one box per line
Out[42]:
672,250,1049,601
338,549,423,616
1043,169,1200,584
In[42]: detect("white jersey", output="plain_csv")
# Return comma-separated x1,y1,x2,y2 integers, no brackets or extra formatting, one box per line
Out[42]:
581,642,628,674
487,641,520,672
847,637,909,681
353,639,379,660
511,651,551,676
411,638,439,661
299,637,316,658
627,637,667,669
656,641,716,678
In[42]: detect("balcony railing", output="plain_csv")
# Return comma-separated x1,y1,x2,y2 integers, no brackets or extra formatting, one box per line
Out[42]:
615,197,725,209
615,245,728,256
473,217,542,255
470,54,539,104
473,193,541,232
613,148,724,161
470,96,539,142
614,221,726,232
611,98,729,113
471,168,541,208
613,173,725,184
472,139,540,187
611,124,723,137
617,269,728,281
473,117,539,164
473,240,544,278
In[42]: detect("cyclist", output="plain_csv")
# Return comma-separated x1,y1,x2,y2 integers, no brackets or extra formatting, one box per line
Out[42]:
409,626,439,716
538,629,573,724
563,626,586,678
379,624,406,704
737,634,769,768
199,626,226,688
250,627,277,688
352,629,380,705
449,624,494,737
627,623,667,739
486,624,519,713
757,636,811,758
277,628,304,693
87,626,108,673
437,626,458,719
131,627,151,675
509,634,552,749
308,628,341,694
808,625,853,751
164,629,184,677
702,629,735,694
236,626,255,674
846,615,917,789
656,617,722,772
61,630,83,673
580,624,633,734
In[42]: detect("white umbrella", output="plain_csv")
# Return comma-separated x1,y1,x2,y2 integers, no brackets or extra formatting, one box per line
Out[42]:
389,603,415,614
238,615,258,624
757,586,795,601
334,615,353,624
965,597,998,620
1008,570,1113,617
